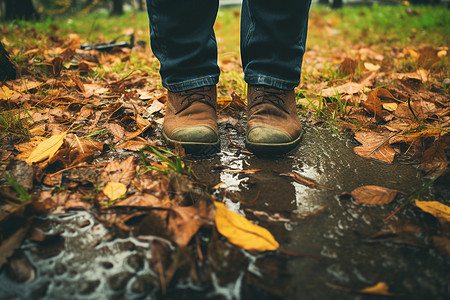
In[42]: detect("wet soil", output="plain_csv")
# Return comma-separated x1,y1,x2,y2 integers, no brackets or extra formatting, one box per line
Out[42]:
0,121,449,299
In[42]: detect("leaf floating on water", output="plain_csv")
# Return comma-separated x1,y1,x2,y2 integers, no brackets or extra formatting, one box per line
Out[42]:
415,200,450,222
214,201,279,252
272,170,332,190
351,185,398,205
327,281,396,297
25,132,66,164
103,181,127,201
358,282,396,296
353,131,396,163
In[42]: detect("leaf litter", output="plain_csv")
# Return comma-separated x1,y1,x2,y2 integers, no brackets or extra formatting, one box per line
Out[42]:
0,7,448,297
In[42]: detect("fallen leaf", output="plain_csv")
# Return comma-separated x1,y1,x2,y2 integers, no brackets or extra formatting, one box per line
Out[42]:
101,156,136,185
382,102,398,112
419,143,448,177
340,57,358,76
363,62,380,71
353,131,396,163
103,181,127,201
358,282,396,296
351,185,398,205
415,200,450,222
169,202,212,247
0,85,13,99
273,170,331,189
321,82,369,97
0,225,30,268
114,194,165,207
214,201,279,252
25,132,66,164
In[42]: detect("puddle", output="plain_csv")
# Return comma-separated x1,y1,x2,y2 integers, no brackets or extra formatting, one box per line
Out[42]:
1,123,448,299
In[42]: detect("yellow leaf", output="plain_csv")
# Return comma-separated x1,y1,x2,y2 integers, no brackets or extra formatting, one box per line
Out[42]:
103,181,127,201
382,102,398,112
415,200,450,222
0,86,12,100
214,201,279,252
358,282,395,296
364,62,380,71
25,132,66,164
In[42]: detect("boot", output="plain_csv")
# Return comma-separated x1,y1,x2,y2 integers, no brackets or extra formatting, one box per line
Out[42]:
246,85,303,156
162,85,219,155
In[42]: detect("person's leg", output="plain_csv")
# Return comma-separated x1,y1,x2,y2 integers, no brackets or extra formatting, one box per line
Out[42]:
241,0,311,155
146,0,220,155
147,0,220,91
241,0,311,90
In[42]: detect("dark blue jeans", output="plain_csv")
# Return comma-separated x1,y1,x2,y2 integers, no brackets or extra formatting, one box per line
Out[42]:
146,0,311,92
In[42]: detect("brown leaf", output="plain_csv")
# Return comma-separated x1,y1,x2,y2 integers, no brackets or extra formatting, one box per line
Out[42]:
361,90,383,121
169,201,213,247
351,185,398,205
105,123,125,141
353,131,396,163
114,194,166,208
419,143,448,177
116,140,155,151
321,82,369,97
101,156,136,186
0,225,30,268
339,57,358,76
273,170,331,189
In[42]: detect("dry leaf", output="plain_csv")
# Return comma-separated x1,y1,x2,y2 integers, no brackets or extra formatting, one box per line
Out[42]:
351,185,398,205
415,200,450,222
357,282,396,296
103,181,127,201
353,131,396,163
214,201,279,252
419,143,448,178
114,194,165,207
382,103,398,112
363,62,380,71
25,132,66,164
0,85,13,100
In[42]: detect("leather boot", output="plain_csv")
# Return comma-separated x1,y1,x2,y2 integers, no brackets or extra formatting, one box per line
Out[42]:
163,85,219,155
246,85,303,156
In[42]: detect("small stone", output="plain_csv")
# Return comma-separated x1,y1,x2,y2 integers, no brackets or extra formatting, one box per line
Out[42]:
79,280,100,295
108,272,133,291
54,262,67,275
126,254,144,272
101,261,114,269
444,78,450,86
6,258,35,283
130,275,159,295
31,282,50,298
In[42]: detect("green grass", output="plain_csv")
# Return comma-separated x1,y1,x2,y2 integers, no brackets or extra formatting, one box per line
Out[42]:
312,4,450,47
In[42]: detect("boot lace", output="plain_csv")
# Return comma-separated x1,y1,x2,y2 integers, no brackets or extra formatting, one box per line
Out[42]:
175,87,215,115
250,87,288,113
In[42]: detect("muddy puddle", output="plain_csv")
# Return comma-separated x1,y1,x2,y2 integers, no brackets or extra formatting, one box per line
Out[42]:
1,122,449,299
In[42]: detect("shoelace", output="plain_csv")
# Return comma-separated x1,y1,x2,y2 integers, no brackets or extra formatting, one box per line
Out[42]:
175,88,215,115
251,87,289,113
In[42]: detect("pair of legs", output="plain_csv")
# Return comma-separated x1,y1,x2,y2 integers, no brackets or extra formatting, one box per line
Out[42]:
146,0,312,156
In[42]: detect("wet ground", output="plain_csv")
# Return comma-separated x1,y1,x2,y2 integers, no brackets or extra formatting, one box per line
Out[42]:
0,119,449,299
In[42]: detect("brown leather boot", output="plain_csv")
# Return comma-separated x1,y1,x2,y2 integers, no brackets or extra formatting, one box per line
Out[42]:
162,85,219,155
246,85,303,156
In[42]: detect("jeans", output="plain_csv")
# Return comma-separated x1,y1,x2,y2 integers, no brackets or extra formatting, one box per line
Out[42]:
146,0,311,92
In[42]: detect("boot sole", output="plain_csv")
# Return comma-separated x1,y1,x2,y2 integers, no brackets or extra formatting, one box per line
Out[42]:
245,131,303,157
162,131,220,157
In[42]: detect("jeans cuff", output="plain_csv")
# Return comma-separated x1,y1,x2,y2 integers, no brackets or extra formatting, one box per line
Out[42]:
163,76,219,92
244,75,299,90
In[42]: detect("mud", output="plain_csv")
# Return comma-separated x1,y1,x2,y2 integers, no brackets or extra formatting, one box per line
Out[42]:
0,122,449,299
